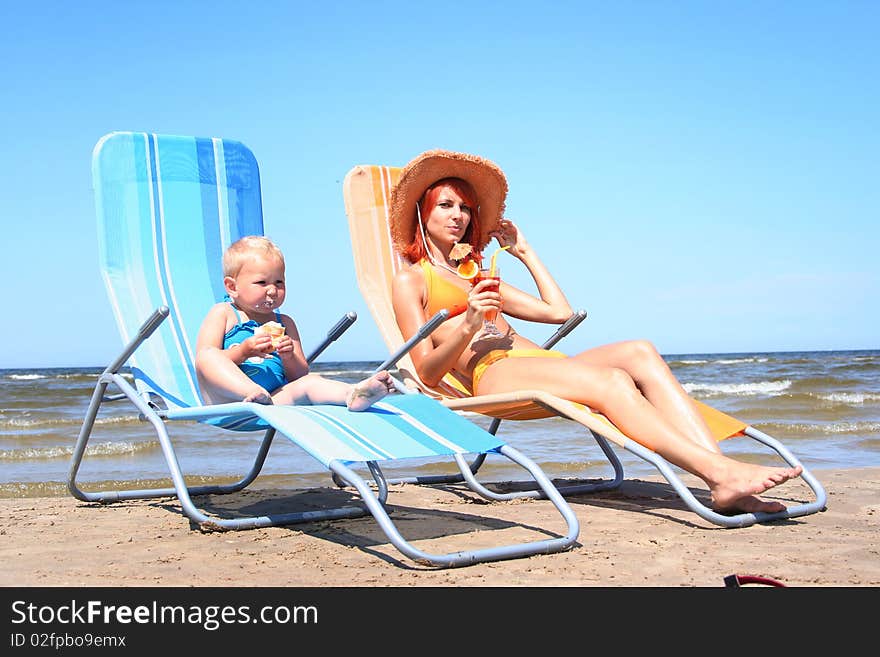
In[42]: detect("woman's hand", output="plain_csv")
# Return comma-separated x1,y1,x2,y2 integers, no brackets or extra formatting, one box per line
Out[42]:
489,219,531,259
466,278,503,327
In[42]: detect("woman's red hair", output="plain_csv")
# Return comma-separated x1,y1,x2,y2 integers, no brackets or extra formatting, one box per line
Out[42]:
401,177,483,265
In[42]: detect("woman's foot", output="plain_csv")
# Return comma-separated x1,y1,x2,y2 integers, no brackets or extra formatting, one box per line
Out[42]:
243,387,273,404
347,371,395,411
709,462,803,514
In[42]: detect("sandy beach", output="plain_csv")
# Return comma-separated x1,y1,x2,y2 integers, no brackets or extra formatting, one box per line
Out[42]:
0,467,876,588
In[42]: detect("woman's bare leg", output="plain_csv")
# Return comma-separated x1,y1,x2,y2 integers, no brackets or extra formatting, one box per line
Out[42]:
476,356,801,513
572,340,719,452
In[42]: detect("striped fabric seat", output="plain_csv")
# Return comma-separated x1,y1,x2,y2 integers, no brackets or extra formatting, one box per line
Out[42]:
169,393,502,467
94,131,262,411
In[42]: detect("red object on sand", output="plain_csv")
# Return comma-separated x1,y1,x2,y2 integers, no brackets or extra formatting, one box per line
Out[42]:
724,574,786,587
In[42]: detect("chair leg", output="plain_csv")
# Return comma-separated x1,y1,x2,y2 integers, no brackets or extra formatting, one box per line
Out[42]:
348,452,486,489
68,372,377,531
508,430,625,499
328,457,578,568
357,423,626,497
452,435,623,502
69,372,272,501
616,430,827,528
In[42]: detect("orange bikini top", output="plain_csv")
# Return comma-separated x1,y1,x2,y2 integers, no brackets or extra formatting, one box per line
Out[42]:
420,259,468,319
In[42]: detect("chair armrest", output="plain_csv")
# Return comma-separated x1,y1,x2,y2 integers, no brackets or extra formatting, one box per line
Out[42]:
306,312,358,363
540,309,587,350
104,306,170,376
98,306,170,401
375,310,449,373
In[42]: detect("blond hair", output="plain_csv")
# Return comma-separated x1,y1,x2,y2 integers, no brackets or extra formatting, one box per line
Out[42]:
222,236,285,278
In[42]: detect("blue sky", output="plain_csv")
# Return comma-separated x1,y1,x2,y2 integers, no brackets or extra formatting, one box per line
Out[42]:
2,1,877,369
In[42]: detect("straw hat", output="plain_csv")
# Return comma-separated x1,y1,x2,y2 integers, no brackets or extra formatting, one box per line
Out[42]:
389,149,508,255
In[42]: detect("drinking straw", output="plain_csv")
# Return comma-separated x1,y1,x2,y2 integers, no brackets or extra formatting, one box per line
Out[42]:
489,246,510,277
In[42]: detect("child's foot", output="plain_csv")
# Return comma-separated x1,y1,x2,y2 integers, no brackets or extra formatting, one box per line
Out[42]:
346,371,395,411
710,462,803,513
243,387,273,405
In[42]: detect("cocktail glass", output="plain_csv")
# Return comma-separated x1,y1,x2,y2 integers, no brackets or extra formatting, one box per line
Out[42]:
472,266,502,337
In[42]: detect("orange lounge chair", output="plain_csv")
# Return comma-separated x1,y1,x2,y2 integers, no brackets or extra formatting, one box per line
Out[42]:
342,163,827,528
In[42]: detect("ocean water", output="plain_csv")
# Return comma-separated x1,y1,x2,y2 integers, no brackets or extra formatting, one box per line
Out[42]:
1,350,878,498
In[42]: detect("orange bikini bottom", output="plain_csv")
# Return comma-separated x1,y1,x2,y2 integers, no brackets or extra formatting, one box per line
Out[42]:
471,348,567,395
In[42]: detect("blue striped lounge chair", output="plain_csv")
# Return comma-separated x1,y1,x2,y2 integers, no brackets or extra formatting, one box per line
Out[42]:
67,132,579,568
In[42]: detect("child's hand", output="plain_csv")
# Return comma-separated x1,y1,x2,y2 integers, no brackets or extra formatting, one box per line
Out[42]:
243,334,275,358
273,335,296,358
275,335,309,379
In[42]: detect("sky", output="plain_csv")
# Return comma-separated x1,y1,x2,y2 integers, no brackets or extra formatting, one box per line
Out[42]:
2,1,877,369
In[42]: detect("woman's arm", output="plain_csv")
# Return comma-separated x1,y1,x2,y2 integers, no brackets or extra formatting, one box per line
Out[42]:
491,219,573,324
391,266,482,388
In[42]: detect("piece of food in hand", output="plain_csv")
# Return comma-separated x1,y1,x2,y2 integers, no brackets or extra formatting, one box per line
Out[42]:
256,320,285,347
449,242,473,261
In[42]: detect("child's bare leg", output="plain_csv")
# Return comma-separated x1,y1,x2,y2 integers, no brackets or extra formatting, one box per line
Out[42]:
270,374,340,405
196,349,273,405
271,372,392,410
242,388,273,404
346,371,395,411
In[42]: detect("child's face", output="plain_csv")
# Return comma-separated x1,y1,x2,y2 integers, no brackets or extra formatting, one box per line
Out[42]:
225,255,286,314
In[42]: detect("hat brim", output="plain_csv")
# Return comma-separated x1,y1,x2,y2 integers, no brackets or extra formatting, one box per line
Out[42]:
390,149,507,256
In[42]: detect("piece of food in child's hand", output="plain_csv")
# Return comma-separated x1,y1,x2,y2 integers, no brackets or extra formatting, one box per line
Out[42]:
256,321,285,347
449,242,473,261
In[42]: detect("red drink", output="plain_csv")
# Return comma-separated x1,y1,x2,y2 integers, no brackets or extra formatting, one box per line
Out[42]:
472,269,501,323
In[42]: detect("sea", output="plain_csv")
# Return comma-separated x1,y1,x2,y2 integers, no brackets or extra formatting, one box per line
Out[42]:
2,350,879,499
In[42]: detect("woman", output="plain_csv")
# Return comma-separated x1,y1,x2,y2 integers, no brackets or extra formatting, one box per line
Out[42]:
390,149,802,514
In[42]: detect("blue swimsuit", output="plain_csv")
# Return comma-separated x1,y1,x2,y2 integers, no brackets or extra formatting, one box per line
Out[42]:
223,304,287,392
